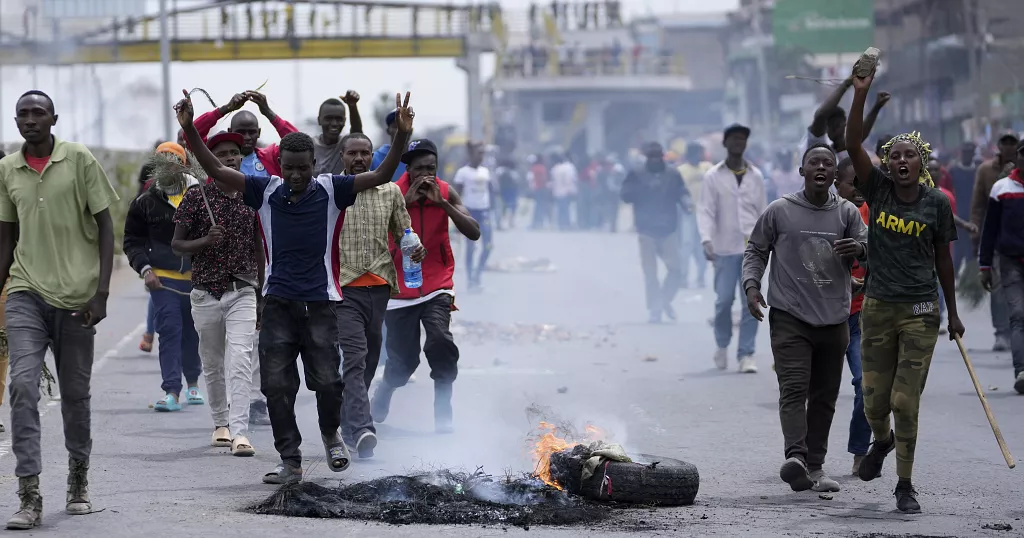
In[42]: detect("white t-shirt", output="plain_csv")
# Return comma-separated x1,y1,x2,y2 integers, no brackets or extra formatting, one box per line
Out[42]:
550,162,579,198
453,165,493,211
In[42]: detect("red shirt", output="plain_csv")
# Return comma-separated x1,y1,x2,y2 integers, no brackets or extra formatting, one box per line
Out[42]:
850,203,870,315
24,154,50,174
939,186,957,215
190,108,298,178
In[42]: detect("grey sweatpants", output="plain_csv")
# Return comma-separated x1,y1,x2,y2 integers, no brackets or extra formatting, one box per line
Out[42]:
6,291,95,477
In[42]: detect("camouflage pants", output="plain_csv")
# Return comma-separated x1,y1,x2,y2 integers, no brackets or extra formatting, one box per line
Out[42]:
860,297,940,479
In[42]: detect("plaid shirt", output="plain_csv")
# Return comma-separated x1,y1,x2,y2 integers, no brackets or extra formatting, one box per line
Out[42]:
337,182,411,295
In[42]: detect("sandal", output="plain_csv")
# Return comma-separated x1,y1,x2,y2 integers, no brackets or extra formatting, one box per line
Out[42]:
262,464,302,484
322,432,352,472
232,436,255,457
186,387,205,406
139,333,153,353
154,393,181,412
211,426,231,447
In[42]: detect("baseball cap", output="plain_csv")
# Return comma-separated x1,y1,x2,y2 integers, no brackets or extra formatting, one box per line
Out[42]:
385,108,398,127
997,130,1019,144
401,139,438,164
207,130,244,150
723,123,751,142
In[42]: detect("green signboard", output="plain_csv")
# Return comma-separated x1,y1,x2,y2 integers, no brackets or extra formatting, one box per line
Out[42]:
772,0,874,54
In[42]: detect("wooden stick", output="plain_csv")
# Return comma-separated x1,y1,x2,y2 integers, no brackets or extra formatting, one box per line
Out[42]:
953,334,1016,469
197,182,218,226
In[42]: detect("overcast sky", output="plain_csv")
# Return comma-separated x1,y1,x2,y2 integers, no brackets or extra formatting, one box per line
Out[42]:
0,0,738,149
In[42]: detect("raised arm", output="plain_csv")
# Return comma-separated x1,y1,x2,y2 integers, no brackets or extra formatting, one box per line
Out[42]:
809,77,852,138
861,92,890,143
193,93,247,142
845,66,876,189
176,89,247,193
343,90,364,134
352,92,414,193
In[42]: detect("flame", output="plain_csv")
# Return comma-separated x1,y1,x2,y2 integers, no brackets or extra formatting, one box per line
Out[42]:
531,422,608,489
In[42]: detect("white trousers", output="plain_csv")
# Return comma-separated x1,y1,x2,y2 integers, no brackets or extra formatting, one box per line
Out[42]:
190,287,257,438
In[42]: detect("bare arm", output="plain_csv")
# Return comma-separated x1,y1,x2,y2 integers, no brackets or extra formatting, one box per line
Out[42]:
809,78,852,137
94,209,115,295
351,92,414,193
861,92,890,142
845,72,876,189
176,90,247,193
347,97,364,134
442,188,481,241
171,223,213,255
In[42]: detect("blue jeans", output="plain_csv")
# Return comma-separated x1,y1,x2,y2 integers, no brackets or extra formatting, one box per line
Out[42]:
679,211,707,287
846,312,871,455
152,278,202,395
146,296,155,334
713,254,758,357
466,209,493,286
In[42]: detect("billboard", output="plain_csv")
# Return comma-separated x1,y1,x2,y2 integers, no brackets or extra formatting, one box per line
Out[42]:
772,0,874,54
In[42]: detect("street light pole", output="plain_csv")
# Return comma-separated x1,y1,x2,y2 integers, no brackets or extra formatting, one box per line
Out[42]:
159,0,173,141
752,0,773,147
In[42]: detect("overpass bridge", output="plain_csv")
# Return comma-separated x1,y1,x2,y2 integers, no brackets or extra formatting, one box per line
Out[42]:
0,0,510,65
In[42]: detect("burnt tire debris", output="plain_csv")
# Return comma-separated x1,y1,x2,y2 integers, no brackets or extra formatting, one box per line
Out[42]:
550,445,700,506
248,470,612,528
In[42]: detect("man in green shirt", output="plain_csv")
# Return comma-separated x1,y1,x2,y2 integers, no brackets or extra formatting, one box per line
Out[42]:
0,90,118,529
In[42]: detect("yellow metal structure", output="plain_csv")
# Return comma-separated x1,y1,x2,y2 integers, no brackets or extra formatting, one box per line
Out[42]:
0,0,504,66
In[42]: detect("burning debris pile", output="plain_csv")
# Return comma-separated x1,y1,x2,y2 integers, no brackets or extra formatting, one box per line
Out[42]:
530,418,700,506
250,408,698,527
248,469,610,528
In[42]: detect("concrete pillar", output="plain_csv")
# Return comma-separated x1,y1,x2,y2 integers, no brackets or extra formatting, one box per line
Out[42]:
585,101,609,156
458,45,484,141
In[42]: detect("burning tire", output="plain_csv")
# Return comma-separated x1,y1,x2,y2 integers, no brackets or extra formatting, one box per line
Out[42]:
549,446,699,506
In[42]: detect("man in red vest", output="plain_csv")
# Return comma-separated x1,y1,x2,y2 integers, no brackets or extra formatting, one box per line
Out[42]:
370,139,481,433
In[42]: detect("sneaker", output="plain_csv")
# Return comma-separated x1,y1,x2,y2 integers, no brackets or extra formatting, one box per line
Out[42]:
894,481,921,513
993,336,1011,352
262,464,302,485
713,348,727,370
663,304,676,322
852,455,865,476
355,431,378,459
738,356,758,374
779,457,813,491
809,469,840,492
648,310,662,324
1014,372,1024,395
371,382,397,423
858,430,894,481
249,400,272,426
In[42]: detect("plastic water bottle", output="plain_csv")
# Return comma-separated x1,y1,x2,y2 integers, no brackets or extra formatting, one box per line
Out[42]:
401,228,423,289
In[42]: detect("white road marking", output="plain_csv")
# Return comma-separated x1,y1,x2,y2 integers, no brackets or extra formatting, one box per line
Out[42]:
0,322,146,461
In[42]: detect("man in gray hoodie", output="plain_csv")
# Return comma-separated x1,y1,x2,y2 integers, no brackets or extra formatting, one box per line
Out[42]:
741,144,868,494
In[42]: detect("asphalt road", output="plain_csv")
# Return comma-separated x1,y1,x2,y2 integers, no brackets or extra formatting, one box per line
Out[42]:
0,228,1021,537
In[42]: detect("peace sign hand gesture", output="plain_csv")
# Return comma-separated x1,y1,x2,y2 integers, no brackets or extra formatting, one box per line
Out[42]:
174,89,195,129
394,91,415,134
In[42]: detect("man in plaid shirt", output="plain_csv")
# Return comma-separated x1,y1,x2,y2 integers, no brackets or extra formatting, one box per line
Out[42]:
334,133,423,458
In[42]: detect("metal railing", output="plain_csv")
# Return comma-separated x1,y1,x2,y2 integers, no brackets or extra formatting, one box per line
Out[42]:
497,47,687,79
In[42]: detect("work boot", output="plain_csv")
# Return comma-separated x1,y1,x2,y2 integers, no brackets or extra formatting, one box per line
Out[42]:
7,475,42,529
370,381,396,424
894,480,921,513
434,382,454,434
858,430,895,482
66,458,91,515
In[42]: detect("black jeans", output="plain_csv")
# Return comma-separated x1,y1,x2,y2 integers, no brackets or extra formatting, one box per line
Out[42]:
769,308,849,467
383,294,459,387
1000,254,1024,377
337,285,390,442
258,296,344,468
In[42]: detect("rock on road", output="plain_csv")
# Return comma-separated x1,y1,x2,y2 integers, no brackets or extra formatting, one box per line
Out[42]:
0,229,1020,537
